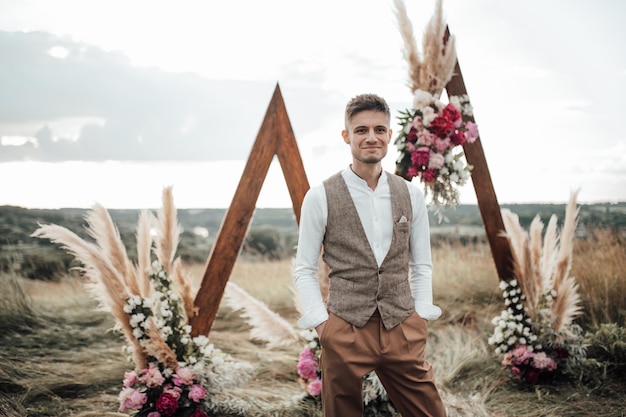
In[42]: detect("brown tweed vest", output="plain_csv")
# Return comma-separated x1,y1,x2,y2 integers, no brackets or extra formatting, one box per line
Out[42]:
322,171,414,329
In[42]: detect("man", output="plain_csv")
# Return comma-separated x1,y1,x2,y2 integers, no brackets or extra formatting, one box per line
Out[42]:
293,93,447,417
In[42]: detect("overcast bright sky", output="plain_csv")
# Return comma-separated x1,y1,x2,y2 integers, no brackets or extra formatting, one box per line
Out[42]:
1,0,625,210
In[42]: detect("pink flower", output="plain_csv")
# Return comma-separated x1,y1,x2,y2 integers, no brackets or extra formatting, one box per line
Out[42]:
123,370,139,388
307,377,323,396
188,384,207,403
148,413,161,417
428,152,445,170
163,384,182,399
433,137,451,153
141,364,165,388
509,344,533,366
410,115,423,130
417,129,435,146
298,347,315,361
532,352,557,371
156,392,179,416
464,121,479,143
297,356,319,380
119,387,147,412
173,367,195,386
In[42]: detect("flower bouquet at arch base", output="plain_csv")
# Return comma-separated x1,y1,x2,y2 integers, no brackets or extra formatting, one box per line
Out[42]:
488,190,587,387
393,0,479,222
33,186,255,417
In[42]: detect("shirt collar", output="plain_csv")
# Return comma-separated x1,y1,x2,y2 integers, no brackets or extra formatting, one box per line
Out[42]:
342,166,388,189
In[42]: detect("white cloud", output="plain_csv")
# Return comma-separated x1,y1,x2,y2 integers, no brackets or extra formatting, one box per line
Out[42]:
0,0,624,207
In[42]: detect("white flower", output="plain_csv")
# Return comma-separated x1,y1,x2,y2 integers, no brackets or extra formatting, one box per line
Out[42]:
449,95,461,110
161,326,173,337
130,313,146,328
421,107,436,125
133,328,144,339
499,281,508,290
412,89,433,108
193,336,209,347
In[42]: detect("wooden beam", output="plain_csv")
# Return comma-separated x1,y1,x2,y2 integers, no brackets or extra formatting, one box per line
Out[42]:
190,84,309,336
444,39,514,281
274,88,310,224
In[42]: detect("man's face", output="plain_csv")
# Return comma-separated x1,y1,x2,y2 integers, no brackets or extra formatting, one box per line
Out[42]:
342,110,392,165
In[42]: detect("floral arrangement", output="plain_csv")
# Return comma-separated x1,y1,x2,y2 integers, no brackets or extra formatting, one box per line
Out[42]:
117,264,254,416
393,0,478,221
489,279,566,385
395,90,479,219
33,186,255,416
488,190,587,386
296,329,322,397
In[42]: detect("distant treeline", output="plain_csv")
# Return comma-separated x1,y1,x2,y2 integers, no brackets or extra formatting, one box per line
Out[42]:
1,202,624,280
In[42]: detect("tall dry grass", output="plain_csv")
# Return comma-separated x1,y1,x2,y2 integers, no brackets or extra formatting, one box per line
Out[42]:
572,228,626,328
1,227,625,416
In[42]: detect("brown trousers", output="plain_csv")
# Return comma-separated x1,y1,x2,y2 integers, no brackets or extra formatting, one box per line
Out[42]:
319,310,446,417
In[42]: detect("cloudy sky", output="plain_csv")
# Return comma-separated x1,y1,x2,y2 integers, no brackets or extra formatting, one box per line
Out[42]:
1,0,625,210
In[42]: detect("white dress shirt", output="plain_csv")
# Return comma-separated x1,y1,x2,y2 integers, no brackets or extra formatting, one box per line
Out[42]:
293,167,442,329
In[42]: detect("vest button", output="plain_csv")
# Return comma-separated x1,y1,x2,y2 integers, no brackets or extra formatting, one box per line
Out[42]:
376,295,382,301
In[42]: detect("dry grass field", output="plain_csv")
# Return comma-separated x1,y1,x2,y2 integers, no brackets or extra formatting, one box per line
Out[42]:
1,233,625,417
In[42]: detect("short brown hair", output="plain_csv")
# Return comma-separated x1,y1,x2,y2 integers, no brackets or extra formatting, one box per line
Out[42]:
344,93,390,129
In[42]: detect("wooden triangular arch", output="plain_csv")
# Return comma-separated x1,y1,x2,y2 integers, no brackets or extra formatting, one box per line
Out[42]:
191,33,515,335
190,83,309,336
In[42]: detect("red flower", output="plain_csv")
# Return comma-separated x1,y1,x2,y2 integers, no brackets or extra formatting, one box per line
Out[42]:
421,169,437,184
428,115,453,138
406,127,418,143
553,347,570,359
190,408,209,417
524,368,540,385
442,103,462,126
156,392,179,416
450,130,466,146
411,147,430,169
